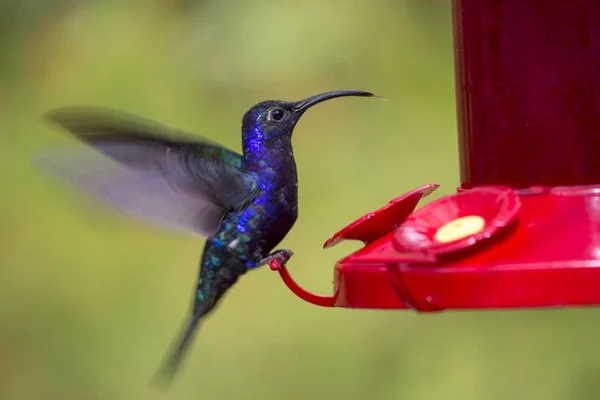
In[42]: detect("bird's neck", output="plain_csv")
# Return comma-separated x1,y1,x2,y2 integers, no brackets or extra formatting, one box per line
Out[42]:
243,140,295,171
242,137,297,191
242,125,294,168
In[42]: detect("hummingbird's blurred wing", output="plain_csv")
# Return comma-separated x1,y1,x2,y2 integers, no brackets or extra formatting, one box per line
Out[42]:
32,107,258,237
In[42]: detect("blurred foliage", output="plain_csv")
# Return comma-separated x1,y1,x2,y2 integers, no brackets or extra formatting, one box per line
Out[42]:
0,1,598,399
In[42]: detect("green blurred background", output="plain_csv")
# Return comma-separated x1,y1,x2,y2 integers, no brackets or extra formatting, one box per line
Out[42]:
1,1,599,399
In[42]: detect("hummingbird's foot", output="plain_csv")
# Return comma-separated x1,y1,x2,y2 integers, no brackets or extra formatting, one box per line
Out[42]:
258,249,294,271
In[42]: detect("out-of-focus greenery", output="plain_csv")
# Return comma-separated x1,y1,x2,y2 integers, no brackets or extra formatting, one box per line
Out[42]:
1,1,599,399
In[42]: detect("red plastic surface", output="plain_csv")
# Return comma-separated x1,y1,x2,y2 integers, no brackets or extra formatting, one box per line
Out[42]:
275,185,600,310
270,257,335,308
324,184,439,249
453,0,600,188
331,185,600,310
273,0,600,310
393,186,520,256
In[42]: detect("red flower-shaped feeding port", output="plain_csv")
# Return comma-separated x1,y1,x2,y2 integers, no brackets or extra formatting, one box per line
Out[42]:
393,186,521,258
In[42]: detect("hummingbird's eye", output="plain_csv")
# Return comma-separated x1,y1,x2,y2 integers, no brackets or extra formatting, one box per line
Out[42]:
270,108,285,121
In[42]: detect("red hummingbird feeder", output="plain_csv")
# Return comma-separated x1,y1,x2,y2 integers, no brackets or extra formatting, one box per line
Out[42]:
271,0,600,311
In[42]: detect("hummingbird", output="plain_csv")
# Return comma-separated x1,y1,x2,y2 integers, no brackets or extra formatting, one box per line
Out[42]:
33,89,377,387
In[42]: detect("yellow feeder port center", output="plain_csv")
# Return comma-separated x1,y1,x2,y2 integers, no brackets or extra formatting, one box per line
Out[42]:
434,215,486,243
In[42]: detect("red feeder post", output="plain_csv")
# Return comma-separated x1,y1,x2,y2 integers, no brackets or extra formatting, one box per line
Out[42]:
272,0,600,311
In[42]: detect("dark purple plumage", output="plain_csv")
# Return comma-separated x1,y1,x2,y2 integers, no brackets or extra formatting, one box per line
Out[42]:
32,90,377,388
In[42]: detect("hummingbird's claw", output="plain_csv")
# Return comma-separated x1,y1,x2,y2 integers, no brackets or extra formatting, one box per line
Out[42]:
258,249,294,270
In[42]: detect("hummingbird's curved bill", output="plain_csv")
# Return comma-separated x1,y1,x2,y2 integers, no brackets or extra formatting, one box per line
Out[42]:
293,89,380,113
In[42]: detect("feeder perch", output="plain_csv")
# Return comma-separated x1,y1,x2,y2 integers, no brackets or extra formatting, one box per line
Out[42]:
272,0,600,311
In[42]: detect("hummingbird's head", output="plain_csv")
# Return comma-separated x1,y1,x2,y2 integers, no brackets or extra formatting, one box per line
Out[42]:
241,90,377,150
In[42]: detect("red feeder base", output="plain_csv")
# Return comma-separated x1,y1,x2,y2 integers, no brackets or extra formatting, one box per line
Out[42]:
272,184,600,311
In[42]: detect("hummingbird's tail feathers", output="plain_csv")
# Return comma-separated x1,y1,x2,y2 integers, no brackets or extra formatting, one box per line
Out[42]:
150,312,204,391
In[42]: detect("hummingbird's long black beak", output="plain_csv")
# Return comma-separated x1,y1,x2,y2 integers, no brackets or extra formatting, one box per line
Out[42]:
293,90,378,113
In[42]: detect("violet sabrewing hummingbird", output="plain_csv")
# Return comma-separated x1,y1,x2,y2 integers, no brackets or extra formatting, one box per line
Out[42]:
33,89,377,388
